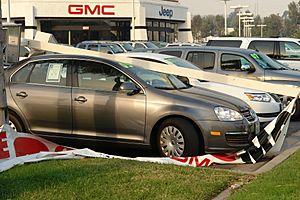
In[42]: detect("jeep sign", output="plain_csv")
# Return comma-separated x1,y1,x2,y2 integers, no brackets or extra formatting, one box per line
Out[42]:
158,6,173,18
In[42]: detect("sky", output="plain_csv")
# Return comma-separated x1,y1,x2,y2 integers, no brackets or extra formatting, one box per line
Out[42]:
180,0,296,17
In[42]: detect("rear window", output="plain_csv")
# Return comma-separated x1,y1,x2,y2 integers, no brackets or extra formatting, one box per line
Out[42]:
207,40,242,47
248,41,275,57
186,52,215,70
158,51,182,58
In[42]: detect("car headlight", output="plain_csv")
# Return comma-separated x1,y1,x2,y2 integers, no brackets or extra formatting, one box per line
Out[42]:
214,107,243,121
245,93,271,102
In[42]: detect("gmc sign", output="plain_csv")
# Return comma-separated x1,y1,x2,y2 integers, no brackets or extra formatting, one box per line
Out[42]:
68,4,115,15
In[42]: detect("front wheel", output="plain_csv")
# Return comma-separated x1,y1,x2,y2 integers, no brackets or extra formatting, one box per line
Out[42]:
156,118,202,157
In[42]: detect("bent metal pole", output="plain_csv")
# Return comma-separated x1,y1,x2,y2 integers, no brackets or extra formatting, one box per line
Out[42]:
0,2,8,126
25,33,300,98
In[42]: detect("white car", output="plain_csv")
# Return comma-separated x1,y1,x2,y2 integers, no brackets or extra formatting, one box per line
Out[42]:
119,53,282,125
207,37,300,70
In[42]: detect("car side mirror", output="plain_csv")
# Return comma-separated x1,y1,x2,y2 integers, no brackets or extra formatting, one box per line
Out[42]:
119,82,141,95
241,64,256,73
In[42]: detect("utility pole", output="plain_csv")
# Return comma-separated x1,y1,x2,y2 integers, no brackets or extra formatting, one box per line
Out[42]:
0,1,8,126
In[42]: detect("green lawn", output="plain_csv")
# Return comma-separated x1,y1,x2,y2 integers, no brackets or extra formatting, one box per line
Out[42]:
229,150,300,200
0,158,240,200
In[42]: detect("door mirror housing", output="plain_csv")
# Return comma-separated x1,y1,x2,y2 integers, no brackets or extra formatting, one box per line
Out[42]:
241,64,256,73
119,82,141,95
176,76,190,85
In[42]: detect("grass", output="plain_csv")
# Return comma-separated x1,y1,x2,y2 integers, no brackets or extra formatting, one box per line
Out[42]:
229,150,300,200
0,158,241,200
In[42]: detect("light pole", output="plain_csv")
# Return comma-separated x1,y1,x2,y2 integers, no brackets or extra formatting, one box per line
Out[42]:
257,24,267,37
240,15,254,37
230,5,248,37
6,0,10,23
221,0,231,36
132,0,136,41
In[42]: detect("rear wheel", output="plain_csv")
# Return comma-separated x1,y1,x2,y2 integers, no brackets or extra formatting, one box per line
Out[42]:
156,118,201,157
8,114,24,132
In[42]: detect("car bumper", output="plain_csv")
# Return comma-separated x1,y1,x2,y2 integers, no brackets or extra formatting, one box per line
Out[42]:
196,119,260,154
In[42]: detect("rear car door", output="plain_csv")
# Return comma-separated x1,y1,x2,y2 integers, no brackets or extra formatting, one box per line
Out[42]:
9,59,72,135
71,60,146,142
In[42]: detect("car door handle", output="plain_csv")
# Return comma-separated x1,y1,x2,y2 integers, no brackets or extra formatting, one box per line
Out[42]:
16,92,28,98
74,96,87,103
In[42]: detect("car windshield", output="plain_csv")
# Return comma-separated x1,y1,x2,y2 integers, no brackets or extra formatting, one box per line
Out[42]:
119,63,188,89
144,42,159,49
105,44,125,53
250,52,288,70
164,57,200,70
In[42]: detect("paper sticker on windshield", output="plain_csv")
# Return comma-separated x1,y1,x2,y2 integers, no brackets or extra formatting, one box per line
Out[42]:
250,53,260,60
119,62,133,69
46,63,63,82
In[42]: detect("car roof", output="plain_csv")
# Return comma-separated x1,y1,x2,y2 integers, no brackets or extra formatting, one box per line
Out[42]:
208,37,300,42
156,46,259,54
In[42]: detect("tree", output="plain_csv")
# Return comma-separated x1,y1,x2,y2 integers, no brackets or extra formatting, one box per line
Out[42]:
191,15,202,42
264,14,284,37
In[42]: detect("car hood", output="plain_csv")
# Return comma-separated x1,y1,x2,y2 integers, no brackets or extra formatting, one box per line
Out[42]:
161,86,250,111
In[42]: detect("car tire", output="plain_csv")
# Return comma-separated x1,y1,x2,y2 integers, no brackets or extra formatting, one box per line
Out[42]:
9,114,24,132
156,118,201,157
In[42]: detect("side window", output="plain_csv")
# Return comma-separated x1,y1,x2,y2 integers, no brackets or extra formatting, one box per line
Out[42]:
75,61,130,91
248,41,275,57
221,54,251,71
279,41,300,59
11,63,34,83
77,44,86,49
29,61,68,86
158,51,182,58
87,44,99,51
186,52,215,70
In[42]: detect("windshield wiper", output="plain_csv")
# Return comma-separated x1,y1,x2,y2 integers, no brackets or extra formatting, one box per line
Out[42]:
154,86,175,90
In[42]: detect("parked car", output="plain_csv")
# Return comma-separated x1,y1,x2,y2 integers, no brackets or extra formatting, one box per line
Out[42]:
166,42,203,47
154,46,300,117
120,52,282,125
206,37,300,70
129,41,159,49
5,54,259,157
76,41,125,54
111,41,134,52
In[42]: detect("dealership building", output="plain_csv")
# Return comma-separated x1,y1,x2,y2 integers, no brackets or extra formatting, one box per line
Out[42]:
1,0,192,45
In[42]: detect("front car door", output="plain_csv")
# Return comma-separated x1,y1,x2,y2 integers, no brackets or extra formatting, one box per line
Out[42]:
9,59,72,135
71,59,146,142
216,52,264,80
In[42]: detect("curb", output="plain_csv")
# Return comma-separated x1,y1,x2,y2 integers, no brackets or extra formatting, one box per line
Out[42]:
212,139,300,200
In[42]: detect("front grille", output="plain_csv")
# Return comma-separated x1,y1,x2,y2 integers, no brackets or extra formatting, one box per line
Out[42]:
225,133,252,147
240,108,255,122
257,112,280,118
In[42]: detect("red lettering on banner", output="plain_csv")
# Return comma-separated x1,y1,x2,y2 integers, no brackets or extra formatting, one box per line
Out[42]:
14,138,49,157
189,157,211,167
68,5,115,15
172,156,212,167
0,131,9,159
171,157,188,163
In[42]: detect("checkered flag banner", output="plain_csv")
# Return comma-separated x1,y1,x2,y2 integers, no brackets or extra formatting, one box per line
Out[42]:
239,97,297,164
